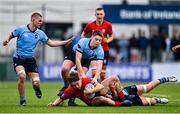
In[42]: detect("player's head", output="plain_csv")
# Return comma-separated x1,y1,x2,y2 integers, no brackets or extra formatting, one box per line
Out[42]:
95,8,105,21
91,30,103,47
30,12,43,28
68,71,82,90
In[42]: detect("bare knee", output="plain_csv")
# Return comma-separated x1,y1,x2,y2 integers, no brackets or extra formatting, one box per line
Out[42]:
32,77,40,87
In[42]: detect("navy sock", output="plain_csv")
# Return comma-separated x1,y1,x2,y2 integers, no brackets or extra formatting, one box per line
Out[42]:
158,77,168,84
155,98,160,103
20,96,26,101
64,82,69,88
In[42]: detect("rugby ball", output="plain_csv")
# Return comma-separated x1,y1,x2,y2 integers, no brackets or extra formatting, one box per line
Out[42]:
85,83,95,99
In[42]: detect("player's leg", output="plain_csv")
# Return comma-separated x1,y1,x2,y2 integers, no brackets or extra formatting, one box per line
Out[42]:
100,76,124,100
90,60,97,78
139,96,168,106
26,58,42,99
100,51,109,81
59,60,74,95
15,65,27,106
13,57,26,106
91,96,132,106
100,65,106,81
29,72,42,98
136,76,177,96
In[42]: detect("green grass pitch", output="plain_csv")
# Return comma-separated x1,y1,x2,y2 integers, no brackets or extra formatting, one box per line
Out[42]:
0,81,180,113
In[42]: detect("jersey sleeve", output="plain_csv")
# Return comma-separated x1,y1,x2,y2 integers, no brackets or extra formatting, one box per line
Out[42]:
107,23,113,35
39,31,49,43
75,39,86,53
96,47,104,60
60,87,75,100
11,26,21,38
83,23,92,35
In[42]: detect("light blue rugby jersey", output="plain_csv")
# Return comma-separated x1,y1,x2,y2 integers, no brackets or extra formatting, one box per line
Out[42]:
12,25,48,58
73,38,104,60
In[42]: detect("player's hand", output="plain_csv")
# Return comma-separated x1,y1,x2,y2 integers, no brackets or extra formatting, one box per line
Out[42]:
2,39,9,46
47,102,54,107
103,37,108,43
91,77,98,86
172,45,180,52
65,36,73,45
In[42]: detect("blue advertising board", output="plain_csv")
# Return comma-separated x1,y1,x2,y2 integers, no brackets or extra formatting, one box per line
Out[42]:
103,5,180,24
39,63,152,82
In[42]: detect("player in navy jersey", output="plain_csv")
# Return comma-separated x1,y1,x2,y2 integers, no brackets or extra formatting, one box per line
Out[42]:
111,76,177,106
58,30,104,105
2,12,72,106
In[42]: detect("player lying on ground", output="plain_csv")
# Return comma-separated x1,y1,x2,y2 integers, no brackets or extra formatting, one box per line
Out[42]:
110,76,177,106
48,71,132,106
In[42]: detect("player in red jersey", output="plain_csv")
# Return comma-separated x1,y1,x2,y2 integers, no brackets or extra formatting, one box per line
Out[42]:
81,8,114,82
48,71,132,106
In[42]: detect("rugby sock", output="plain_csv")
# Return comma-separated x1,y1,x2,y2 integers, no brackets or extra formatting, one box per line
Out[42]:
155,98,161,103
20,96,26,101
114,101,121,106
118,90,125,100
158,77,168,84
64,82,69,88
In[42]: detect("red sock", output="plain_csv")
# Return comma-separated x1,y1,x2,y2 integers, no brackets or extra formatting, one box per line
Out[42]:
118,90,125,100
115,101,122,106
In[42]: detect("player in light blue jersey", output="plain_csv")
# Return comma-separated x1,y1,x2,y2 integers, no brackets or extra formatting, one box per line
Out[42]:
2,12,72,106
58,30,104,105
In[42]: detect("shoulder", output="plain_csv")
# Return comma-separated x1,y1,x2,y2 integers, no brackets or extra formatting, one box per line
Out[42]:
86,21,95,26
79,38,90,43
64,86,75,94
82,78,91,84
15,25,27,30
104,20,112,26
36,29,46,34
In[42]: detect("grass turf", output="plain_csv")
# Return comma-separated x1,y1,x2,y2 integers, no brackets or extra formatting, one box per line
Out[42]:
0,81,180,113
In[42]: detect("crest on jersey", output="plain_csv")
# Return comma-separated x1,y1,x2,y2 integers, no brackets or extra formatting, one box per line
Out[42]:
102,29,105,33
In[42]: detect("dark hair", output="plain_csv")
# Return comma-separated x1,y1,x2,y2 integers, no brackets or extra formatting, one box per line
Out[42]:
67,71,80,83
31,12,42,20
96,7,104,11
92,30,103,37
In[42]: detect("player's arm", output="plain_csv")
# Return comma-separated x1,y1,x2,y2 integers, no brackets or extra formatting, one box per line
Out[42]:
92,60,103,83
107,33,114,43
75,51,86,77
84,83,104,96
2,33,14,46
81,31,86,38
172,44,180,52
48,97,63,107
46,37,72,47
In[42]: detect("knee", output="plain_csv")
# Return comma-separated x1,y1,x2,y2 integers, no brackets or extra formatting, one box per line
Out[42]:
17,70,26,83
61,67,70,74
32,77,40,86
18,75,26,83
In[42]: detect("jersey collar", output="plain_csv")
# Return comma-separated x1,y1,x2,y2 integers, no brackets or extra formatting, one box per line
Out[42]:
89,40,97,50
27,24,37,33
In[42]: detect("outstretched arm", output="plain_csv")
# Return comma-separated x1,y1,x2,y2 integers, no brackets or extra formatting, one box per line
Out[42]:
46,37,72,47
48,97,63,107
2,33,14,46
91,60,103,83
172,44,180,52
75,51,86,77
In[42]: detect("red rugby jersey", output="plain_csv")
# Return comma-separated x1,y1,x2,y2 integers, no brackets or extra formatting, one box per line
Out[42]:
83,20,113,51
60,78,92,106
